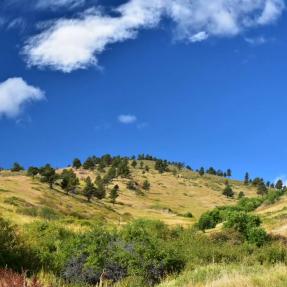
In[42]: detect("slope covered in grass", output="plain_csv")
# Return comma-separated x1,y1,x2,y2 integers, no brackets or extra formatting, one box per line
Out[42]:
158,264,287,287
0,161,259,227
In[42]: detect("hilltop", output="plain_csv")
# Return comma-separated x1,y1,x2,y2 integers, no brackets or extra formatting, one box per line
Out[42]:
0,157,260,228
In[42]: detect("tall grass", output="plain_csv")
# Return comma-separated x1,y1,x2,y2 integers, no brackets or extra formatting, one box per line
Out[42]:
158,264,287,287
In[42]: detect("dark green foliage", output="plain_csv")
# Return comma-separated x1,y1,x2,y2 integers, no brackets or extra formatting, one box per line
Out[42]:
127,180,137,191
131,160,137,168
275,179,283,190
223,185,234,198
155,160,169,173
110,185,119,204
206,167,216,175
83,157,96,170
226,169,232,177
238,191,245,199
94,175,106,199
142,180,151,191
183,212,193,218
252,177,264,186
198,167,205,176
257,181,268,196
72,158,82,169
117,159,130,178
11,162,24,172
39,164,57,189
83,177,96,202
103,167,117,184
197,209,221,231
247,227,268,247
244,172,249,185
60,169,79,195
27,166,39,178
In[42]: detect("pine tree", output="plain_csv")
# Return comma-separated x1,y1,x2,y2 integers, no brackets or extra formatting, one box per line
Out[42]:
27,166,39,178
199,167,205,176
72,158,82,169
110,184,119,204
131,160,137,168
11,162,24,172
142,180,151,191
39,164,57,189
227,169,232,177
275,179,283,190
223,185,234,198
60,169,79,195
95,181,106,200
244,172,249,185
257,182,268,196
83,177,96,202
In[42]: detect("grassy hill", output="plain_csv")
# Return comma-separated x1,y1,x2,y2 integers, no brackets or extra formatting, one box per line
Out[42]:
1,158,287,287
0,160,260,228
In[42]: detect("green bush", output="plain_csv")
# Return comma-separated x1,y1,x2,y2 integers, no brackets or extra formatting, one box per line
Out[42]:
197,209,222,231
0,218,39,272
247,227,268,247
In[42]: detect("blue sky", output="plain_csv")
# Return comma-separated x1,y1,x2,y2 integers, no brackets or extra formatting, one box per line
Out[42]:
0,0,287,182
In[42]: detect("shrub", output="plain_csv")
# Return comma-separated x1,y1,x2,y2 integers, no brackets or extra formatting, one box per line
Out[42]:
197,209,222,231
224,212,261,236
247,227,268,247
222,185,234,198
237,197,263,212
142,180,151,191
183,212,193,218
0,218,39,272
23,221,74,272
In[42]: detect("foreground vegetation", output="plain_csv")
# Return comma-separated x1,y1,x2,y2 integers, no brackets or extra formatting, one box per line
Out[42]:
1,154,287,286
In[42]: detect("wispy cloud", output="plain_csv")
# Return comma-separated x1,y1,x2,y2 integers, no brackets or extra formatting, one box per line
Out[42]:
118,114,137,124
0,78,45,118
35,0,86,10
137,122,148,129
245,36,268,46
23,0,285,73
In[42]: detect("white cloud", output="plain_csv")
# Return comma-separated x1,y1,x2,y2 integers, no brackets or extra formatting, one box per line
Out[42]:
258,0,285,25
137,122,148,129
23,0,285,72
118,114,137,124
189,31,208,42
0,78,45,118
245,36,268,45
35,0,86,10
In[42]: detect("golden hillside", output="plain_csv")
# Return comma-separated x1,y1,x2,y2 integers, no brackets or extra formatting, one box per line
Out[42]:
0,161,260,228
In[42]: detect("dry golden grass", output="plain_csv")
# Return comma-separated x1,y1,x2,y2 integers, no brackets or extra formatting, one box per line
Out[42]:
256,196,287,236
158,264,287,287
0,164,259,227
